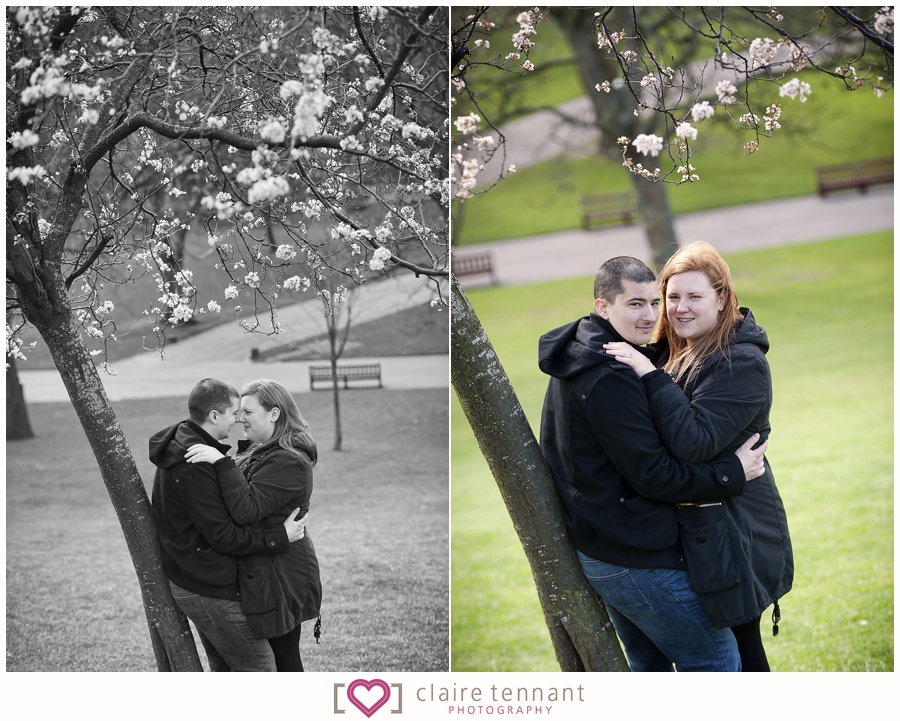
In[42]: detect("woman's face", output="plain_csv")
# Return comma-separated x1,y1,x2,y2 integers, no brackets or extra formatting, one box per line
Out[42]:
239,393,277,443
665,270,726,346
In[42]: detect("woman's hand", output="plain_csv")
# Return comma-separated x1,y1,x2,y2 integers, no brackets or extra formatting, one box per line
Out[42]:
603,342,657,377
185,444,226,464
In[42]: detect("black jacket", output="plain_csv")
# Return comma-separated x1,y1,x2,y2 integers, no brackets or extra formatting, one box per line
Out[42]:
213,440,323,638
538,314,746,569
149,421,288,600
641,309,793,626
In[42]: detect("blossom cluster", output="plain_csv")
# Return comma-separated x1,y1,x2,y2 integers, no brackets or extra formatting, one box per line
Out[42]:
874,7,893,36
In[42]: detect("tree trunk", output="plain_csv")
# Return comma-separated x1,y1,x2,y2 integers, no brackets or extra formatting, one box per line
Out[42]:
6,355,35,440
450,276,628,671
554,8,680,268
630,176,680,271
18,279,202,671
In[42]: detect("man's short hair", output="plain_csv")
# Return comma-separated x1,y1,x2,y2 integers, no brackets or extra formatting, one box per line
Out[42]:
594,256,656,301
188,378,239,425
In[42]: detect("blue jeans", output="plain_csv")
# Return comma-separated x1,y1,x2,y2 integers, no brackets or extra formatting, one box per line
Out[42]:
577,551,740,672
169,581,276,672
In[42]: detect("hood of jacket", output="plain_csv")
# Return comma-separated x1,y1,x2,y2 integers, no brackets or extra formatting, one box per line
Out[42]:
734,307,769,354
539,313,655,380
149,420,230,470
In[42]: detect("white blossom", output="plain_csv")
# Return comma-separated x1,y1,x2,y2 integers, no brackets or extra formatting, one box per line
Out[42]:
764,102,782,132
749,37,777,68
716,79,738,105
365,76,385,92
401,123,432,142
690,101,714,122
632,134,664,157
170,304,193,325
8,165,47,185
344,105,364,125
224,285,239,300
675,122,698,141
512,10,539,53
291,87,331,138
454,113,480,135
244,272,261,288
284,276,311,291
248,175,290,204
279,80,304,100
874,7,893,35
9,130,40,148
207,300,221,313
779,78,811,102
258,118,286,143
275,244,296,261
368,248,391,271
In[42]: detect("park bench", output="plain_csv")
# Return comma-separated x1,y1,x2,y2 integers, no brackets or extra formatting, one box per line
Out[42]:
581,191,637,229
453,251,497,285
309,363,382,390
816,156,893,196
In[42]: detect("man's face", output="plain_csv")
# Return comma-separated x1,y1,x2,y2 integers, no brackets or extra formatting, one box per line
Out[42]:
594,279,660,345
210,397,241,440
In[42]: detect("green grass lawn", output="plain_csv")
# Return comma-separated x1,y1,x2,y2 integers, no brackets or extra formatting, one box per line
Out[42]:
455,72,894,245
6,387,449,672
451,231,893,671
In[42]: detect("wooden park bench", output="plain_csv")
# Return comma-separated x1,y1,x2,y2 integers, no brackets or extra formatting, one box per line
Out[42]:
581,191,637,229
309,363,382,390
453,251,497,285
816,157,893,196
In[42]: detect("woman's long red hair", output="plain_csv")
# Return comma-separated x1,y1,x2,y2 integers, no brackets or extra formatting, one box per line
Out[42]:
654,241,743,386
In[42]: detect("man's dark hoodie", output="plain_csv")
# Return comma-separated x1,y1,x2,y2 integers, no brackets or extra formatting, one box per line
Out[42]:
149,420,288,600
539,313,746,569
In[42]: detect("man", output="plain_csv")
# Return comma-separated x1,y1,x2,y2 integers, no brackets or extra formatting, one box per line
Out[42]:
539,256,767,672
150,378,307,672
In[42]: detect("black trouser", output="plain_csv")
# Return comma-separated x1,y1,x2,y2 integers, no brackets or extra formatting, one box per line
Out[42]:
268,625,304,672
731,616,770,672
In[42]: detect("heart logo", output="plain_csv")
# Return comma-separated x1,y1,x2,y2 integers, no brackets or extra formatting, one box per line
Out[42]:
347,679,391,718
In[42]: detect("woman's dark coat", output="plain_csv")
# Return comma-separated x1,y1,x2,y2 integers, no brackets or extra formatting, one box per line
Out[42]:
213,441,322,638
642,308,793,627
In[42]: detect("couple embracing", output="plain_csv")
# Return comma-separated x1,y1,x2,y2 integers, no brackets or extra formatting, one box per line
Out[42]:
540,241,793,672
150,377,322,672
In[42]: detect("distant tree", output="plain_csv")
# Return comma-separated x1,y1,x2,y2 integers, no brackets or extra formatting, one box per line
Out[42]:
7,5,448,670
320,275,357,452
450,5,892,670
6,355,34,440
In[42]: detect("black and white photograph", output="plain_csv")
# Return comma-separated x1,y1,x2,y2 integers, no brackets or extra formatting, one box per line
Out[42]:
6,4,449,673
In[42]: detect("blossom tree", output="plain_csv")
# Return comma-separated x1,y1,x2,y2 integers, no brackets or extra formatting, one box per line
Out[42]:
450,5,892,670
6,5,448,670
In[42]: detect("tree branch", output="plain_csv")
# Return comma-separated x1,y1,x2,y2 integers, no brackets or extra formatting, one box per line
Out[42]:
830,6,894,56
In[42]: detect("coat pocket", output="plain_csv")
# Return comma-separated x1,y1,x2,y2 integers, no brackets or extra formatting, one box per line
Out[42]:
237,558,277,614
677,503,741,594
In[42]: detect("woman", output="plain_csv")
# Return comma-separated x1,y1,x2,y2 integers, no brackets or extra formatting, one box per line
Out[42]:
186,378,322,672
605,241,793,671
